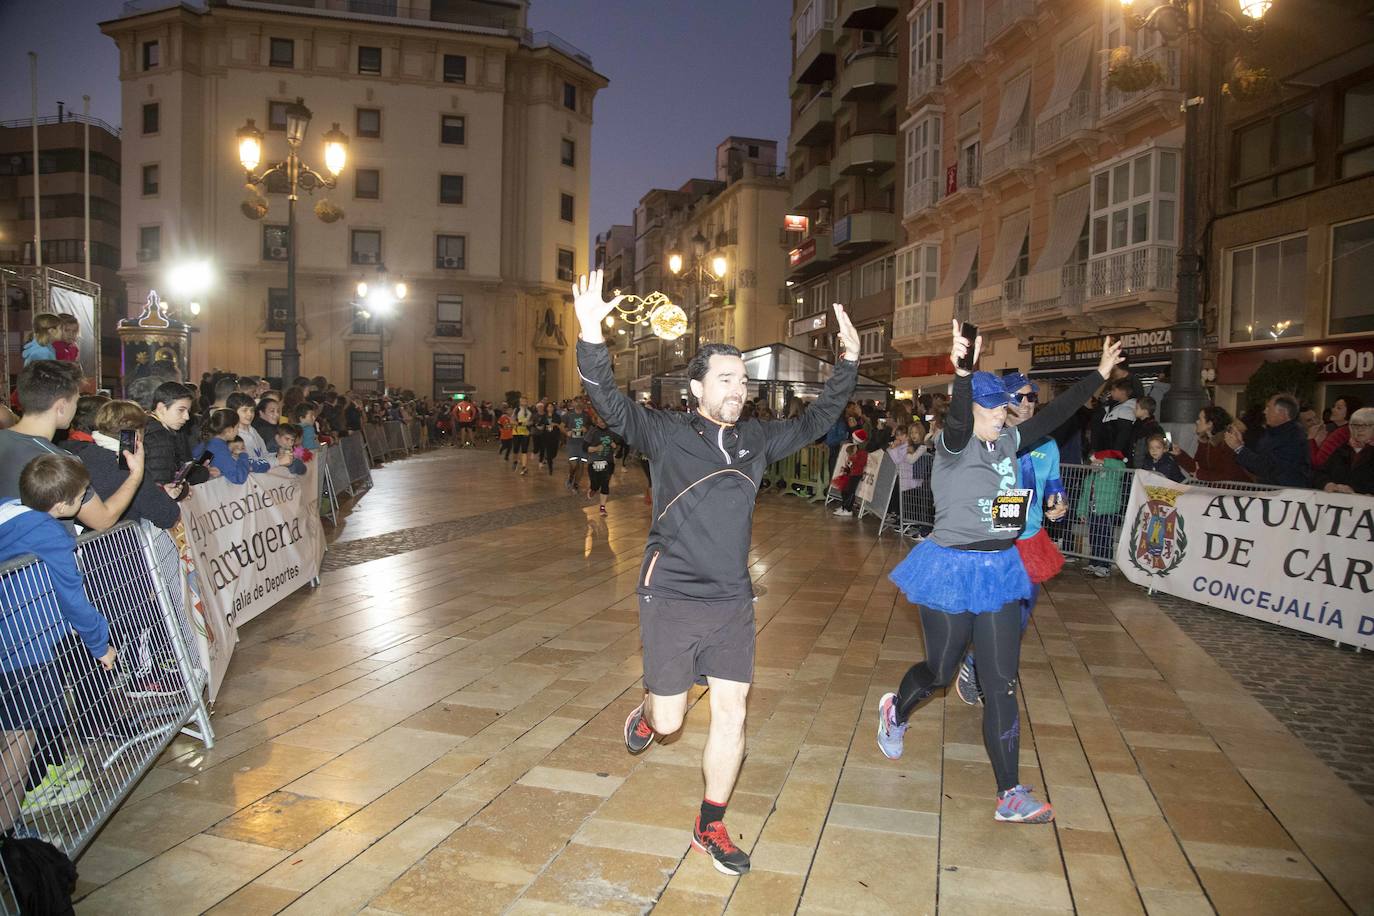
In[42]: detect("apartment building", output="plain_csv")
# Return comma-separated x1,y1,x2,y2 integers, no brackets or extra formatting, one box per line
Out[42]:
627,138,790,399
0,113,125,381
786,0,903,381
593,223,636,388
1206,2,1374,416
100,0,605,401
890,0,1188,393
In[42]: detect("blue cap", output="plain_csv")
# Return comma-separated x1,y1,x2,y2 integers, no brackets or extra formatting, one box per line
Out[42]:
1000,371,1038,395
971,372,1014,409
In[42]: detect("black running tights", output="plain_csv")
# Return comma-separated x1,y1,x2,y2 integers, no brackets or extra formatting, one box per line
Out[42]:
895,601,1023,792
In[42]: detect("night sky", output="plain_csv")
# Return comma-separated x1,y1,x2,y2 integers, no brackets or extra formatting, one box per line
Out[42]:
0,0,792,248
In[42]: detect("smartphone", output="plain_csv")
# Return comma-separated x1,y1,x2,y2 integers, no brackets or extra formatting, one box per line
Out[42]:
117,428,137,470
1164,431,1174,446
957,322,978,372
171,452,212,486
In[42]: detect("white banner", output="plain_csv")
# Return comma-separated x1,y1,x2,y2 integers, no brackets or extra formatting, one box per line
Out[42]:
856,449,885,505
1116,471,1374,650
180,463,325,631
48,286,99,383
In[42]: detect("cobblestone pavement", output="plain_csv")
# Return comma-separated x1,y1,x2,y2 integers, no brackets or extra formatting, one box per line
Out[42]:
1149,590,1374,805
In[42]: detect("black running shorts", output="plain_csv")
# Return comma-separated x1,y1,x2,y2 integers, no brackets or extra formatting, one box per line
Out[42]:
511,434,530,454
638,594,755,695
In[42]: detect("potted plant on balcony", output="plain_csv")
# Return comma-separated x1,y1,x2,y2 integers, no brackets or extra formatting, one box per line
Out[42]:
1105,46,1164,94
314,199,345,223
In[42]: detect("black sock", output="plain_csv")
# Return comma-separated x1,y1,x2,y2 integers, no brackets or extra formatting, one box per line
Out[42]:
700,798,726,826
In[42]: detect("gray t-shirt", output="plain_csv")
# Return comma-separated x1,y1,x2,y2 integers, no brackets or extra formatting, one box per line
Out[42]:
0,429,95,506
930,426,1025,549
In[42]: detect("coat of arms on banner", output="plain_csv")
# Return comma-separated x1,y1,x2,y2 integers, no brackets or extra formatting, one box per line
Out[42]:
1128,485,1188,576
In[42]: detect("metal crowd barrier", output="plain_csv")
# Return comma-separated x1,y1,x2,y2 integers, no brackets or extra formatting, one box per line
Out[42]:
364,423,389,465
0,520,213,909
316,446,340,526
384,421,411,458
759,443,831,502
341,432,373,492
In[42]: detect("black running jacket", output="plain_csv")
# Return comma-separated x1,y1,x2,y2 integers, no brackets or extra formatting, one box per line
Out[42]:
577,339,857,602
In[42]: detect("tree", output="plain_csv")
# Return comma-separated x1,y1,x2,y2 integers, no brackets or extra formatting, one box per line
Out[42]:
1241,359,1321,410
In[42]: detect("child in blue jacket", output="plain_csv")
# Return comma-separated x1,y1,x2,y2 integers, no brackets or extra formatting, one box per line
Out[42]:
0,454,117,814
194,408,271,483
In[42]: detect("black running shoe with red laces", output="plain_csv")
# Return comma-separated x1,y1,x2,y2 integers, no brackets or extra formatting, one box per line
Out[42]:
692,816,750,875
623,702,655,754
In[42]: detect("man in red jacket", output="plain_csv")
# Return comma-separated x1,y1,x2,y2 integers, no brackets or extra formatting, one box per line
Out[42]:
450,396,477,448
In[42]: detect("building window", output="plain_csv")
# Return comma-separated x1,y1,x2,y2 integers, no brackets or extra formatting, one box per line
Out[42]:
358,46,382,74
439,173,464,204
556,248,575,281
1339,78,1374,179
268,100,290,131
441,115,465,145
436,294,463,336
1330,217,1374,335
138,225,161,262
266,289,289,332
1090,148,1179,256
561,138,576,167
1227,234,1307,343
910,1,944,89
903,114,942,216
351,229,382,264
795,279,829,320
858,326,885,364
142,103,159,135
350,351,380,392
269,38,294,68
356,108,381,139
436,235,466,269
355,168,380,200
835,271,851,306
859,254,896,298
142,40,160,70
897,242,940,310
433,354,466,401
443,54,467,83
265,348,284,380
141,164,159,196
1232,103,1316,207
263,224,289,261
563,81,577,110
560,193,575,222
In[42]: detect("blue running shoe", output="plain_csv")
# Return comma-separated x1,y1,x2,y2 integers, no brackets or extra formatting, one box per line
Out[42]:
994,785,1054,824
955,654,983,707
876,692,907,760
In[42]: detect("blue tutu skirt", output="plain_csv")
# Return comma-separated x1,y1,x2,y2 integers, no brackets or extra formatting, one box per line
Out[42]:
889,540,1032,614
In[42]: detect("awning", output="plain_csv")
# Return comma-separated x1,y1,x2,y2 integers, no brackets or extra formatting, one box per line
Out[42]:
937,229,981,298
981,210,1030,288
989,71,1031,147
1039,31,1094,121
1032,185,1090,274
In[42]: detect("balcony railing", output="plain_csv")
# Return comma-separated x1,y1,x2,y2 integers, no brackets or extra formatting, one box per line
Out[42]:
903,177,942,219
1087,245,1177,301
945,156,982,198
1101,46,1182,119
983,124,1033,179
943,20,984,78
984,0,1036,44
908,60,943,106
1034,90,1097,153
1014,262,1088,318
892,302,929,340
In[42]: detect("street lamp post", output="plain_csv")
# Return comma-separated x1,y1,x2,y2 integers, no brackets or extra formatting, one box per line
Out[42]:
667,229,728,360
1119,0,1270,425
353,266,407,394
237,98,348,386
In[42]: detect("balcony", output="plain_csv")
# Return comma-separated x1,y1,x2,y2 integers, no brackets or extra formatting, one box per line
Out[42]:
837,48,898,102
792,21,837,88
840,0,898,30
1034,90,1099,158
943,21,985,81
834,131,897,176
832,210,896,253
1085,245,1177,308
908,59,943,108
1101,46,1182,124
983,125,1033,182
787,234,836,279
903,177,942,220
792,91,835,148
939,157,983,210
970,277,1025,332
891,302,929,347
926,293,967,340
983,0,1037,46
1009,263,1088,323
791,162,831,210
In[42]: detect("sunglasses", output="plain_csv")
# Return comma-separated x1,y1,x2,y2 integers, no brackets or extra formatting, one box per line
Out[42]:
1010,392,1039,405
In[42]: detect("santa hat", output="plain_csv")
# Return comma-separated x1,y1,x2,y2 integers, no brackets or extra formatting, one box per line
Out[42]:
1092,449,1125,461
852,429,868,443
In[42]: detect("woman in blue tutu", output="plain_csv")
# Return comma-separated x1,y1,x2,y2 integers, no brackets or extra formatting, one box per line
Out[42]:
876,321,1123,824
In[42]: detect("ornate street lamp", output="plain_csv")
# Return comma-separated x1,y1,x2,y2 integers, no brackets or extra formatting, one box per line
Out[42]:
666,229,729,357
236,98,349,385
1115,0,1273,425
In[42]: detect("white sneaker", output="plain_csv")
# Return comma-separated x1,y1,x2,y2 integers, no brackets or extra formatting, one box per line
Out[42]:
832,508,854,517
1089,565,1111,578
